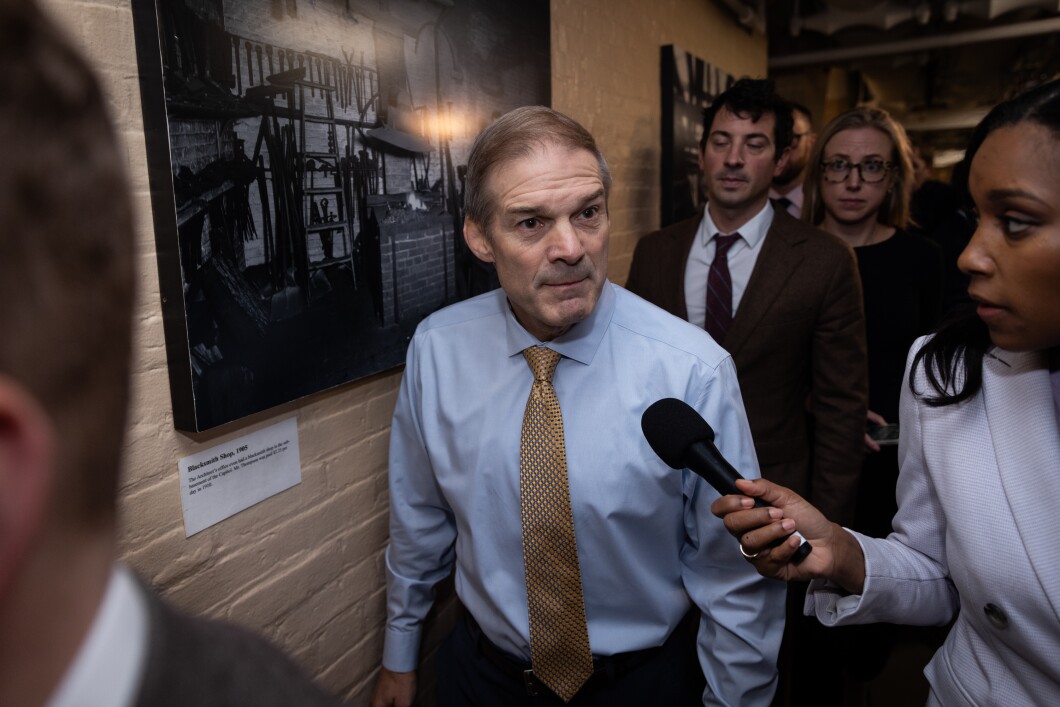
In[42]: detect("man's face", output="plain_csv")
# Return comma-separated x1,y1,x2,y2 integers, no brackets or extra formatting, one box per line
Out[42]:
700,107,789,229
774,110,815,186
464,143,609,342
912,147,932,189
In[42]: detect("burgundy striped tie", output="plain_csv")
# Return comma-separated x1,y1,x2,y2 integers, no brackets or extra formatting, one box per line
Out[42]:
704,233,741,344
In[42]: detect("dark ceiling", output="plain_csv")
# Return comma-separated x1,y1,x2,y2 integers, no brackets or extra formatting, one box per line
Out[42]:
718,0,1060,162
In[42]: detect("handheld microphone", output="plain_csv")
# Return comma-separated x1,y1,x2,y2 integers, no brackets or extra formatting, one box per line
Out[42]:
641,397,812,563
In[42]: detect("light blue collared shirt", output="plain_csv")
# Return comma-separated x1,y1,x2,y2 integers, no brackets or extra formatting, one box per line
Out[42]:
685,202,775,331
383,282,784,705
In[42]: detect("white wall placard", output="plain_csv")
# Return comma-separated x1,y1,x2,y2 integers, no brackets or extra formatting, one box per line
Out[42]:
178,417,301,536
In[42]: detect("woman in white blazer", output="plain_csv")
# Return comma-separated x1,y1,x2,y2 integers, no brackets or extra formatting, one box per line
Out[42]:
712,79,1060,705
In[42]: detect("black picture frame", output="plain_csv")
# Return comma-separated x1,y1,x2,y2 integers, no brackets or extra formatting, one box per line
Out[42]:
660,45,735,227
132,0,550,431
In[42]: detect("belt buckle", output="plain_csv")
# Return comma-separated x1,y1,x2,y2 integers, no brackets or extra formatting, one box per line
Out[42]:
522,669,539,696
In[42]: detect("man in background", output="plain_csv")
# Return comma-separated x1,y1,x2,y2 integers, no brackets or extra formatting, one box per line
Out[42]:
0,3,343,705
909,143,960,237
909,143,973,311
372,105,784,706
769,101,816,219
626,78,867,707
627,79,866,526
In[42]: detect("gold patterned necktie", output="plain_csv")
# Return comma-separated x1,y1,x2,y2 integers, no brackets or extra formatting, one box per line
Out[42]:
519,346,593,702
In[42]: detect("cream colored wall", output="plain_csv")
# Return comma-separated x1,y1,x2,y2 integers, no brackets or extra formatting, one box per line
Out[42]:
551,0,766,283
37,1,763,704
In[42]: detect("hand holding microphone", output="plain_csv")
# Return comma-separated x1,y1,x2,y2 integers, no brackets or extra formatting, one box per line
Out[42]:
641,398,813,564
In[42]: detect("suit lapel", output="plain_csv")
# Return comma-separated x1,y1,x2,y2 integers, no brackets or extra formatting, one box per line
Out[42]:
723,214,805,353
670,219,698,320
983,348,1060,623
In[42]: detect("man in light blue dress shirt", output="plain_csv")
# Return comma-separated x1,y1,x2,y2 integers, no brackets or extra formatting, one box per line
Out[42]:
372,106,785,706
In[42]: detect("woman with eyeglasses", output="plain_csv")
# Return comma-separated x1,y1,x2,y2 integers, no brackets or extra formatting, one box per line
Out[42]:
804,108,944,534
800,108,947,700
713,79,1060,706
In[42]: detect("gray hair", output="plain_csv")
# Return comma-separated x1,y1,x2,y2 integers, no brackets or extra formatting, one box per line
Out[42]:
463,106,611,228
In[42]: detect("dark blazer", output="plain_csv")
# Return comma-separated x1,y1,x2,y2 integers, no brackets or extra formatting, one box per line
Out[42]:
135,580,345,707
626,208,868,525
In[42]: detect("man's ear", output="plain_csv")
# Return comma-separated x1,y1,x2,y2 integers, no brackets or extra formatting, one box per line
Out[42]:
773,146,792,179
0,377,56,598
464,218,495,263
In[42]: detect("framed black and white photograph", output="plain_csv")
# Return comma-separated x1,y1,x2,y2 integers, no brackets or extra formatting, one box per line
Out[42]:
132,0,550,431
660,45,734,227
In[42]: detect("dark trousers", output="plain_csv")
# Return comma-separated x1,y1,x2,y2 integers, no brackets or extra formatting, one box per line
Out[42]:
774,582,846,707
436,613,704,707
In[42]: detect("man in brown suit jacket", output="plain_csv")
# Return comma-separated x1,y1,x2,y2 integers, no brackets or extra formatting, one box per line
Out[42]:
627,78,867,707
627,79,867,528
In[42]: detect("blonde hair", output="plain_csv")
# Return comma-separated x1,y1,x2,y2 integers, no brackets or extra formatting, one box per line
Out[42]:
802,107,914,229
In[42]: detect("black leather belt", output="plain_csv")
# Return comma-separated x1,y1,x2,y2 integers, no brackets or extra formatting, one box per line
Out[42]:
466,613,665,698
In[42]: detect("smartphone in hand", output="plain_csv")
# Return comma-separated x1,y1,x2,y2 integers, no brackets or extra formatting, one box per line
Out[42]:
867,423,900,446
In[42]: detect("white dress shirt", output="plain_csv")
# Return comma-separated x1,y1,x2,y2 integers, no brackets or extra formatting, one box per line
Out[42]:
47,564,149,707
769,183,804,219
684,202,775,331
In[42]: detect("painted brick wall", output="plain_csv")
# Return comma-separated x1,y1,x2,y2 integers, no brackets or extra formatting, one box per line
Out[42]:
37,1,763,705
378,218,456,327
170,118,234,174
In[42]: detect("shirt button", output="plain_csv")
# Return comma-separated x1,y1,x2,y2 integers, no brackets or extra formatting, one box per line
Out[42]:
983,603,1008,629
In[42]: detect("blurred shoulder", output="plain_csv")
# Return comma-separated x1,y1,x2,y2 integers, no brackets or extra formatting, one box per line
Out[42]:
137,581,343,707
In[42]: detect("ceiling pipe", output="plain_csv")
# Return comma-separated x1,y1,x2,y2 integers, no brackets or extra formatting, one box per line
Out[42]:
903,106,992,131
770,16,1060,68
960,0,1060,21
800,5,915,34
715,0,766,35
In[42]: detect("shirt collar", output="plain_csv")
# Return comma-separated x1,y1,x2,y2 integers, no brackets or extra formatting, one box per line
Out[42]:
503,280,615,366
699,200,774,249
47,564,149,707
769,183,803,207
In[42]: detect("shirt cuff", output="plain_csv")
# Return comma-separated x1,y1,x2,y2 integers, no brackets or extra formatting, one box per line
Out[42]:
804,528,871,625
382,624,423,673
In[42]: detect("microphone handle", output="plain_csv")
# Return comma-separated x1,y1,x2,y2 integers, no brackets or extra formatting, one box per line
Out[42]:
683,441,812,562
683,443,769,508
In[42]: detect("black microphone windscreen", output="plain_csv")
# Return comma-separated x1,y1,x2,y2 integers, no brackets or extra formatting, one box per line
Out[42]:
641,398,716,469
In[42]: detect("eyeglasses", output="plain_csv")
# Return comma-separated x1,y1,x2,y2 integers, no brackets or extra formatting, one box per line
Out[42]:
821,158,893,184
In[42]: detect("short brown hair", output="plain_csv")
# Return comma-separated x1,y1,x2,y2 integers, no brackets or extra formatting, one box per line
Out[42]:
802,107,914,229
0,1,135,527
463,106,611,228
